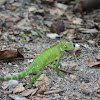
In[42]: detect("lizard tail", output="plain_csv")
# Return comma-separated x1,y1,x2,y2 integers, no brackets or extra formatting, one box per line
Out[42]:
0,67,31,81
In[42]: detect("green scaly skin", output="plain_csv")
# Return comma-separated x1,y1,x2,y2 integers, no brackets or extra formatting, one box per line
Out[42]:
0,41,74,84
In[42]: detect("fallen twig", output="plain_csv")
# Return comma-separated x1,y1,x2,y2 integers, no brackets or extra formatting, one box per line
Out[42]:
44,89,65,95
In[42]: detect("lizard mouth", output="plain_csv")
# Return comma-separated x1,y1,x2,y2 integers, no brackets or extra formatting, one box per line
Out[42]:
64,50,74,54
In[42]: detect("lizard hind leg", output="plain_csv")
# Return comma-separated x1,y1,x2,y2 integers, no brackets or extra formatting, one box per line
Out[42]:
51,62,56,69
55,57,61,76
30,71,41,84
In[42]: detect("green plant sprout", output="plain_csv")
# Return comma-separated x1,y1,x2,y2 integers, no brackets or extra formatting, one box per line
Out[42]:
37,27,46,40
20,33,29,45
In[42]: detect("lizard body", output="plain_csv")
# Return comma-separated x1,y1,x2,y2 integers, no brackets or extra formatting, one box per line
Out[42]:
0,41,74,84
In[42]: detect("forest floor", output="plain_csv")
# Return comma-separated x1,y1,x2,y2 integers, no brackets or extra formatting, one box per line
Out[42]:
0,0,100,100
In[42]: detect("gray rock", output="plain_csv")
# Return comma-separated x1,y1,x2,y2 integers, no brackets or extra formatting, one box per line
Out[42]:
8,80,19,91
0,0,7,5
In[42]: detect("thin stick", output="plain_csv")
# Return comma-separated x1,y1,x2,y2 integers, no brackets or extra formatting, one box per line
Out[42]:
0,57,34,62
44,89,65,95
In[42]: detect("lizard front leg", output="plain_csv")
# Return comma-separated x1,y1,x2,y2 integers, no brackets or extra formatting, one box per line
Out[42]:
51,57,61,76
55,57,61,76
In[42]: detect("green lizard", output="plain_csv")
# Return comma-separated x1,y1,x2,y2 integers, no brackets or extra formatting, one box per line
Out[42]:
0,41,74,84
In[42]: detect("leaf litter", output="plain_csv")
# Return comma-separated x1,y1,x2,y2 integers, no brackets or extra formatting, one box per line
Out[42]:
0,0,100,100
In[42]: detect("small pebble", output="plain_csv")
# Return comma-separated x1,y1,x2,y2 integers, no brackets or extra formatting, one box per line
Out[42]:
8,80,19,91
46,33,59,39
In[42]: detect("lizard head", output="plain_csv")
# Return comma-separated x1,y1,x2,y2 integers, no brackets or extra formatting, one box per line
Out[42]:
60,41,75,54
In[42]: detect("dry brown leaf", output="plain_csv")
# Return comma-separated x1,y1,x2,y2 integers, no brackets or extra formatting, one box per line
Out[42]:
35,74,51,94
13,83,25,94
80,81,88,89
0,47,24,60
31,88,39,96
35,74,50,88
7,6,17,10
9,94,28,100
88,59,100,67
21,88,38,96
73,18,82,25
5,22,14,28
55,3,68,11
96,57,100,61
59,62,77,74
38,87,48,94
75,50,82,56
48,8,64,16
12,2,22,7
